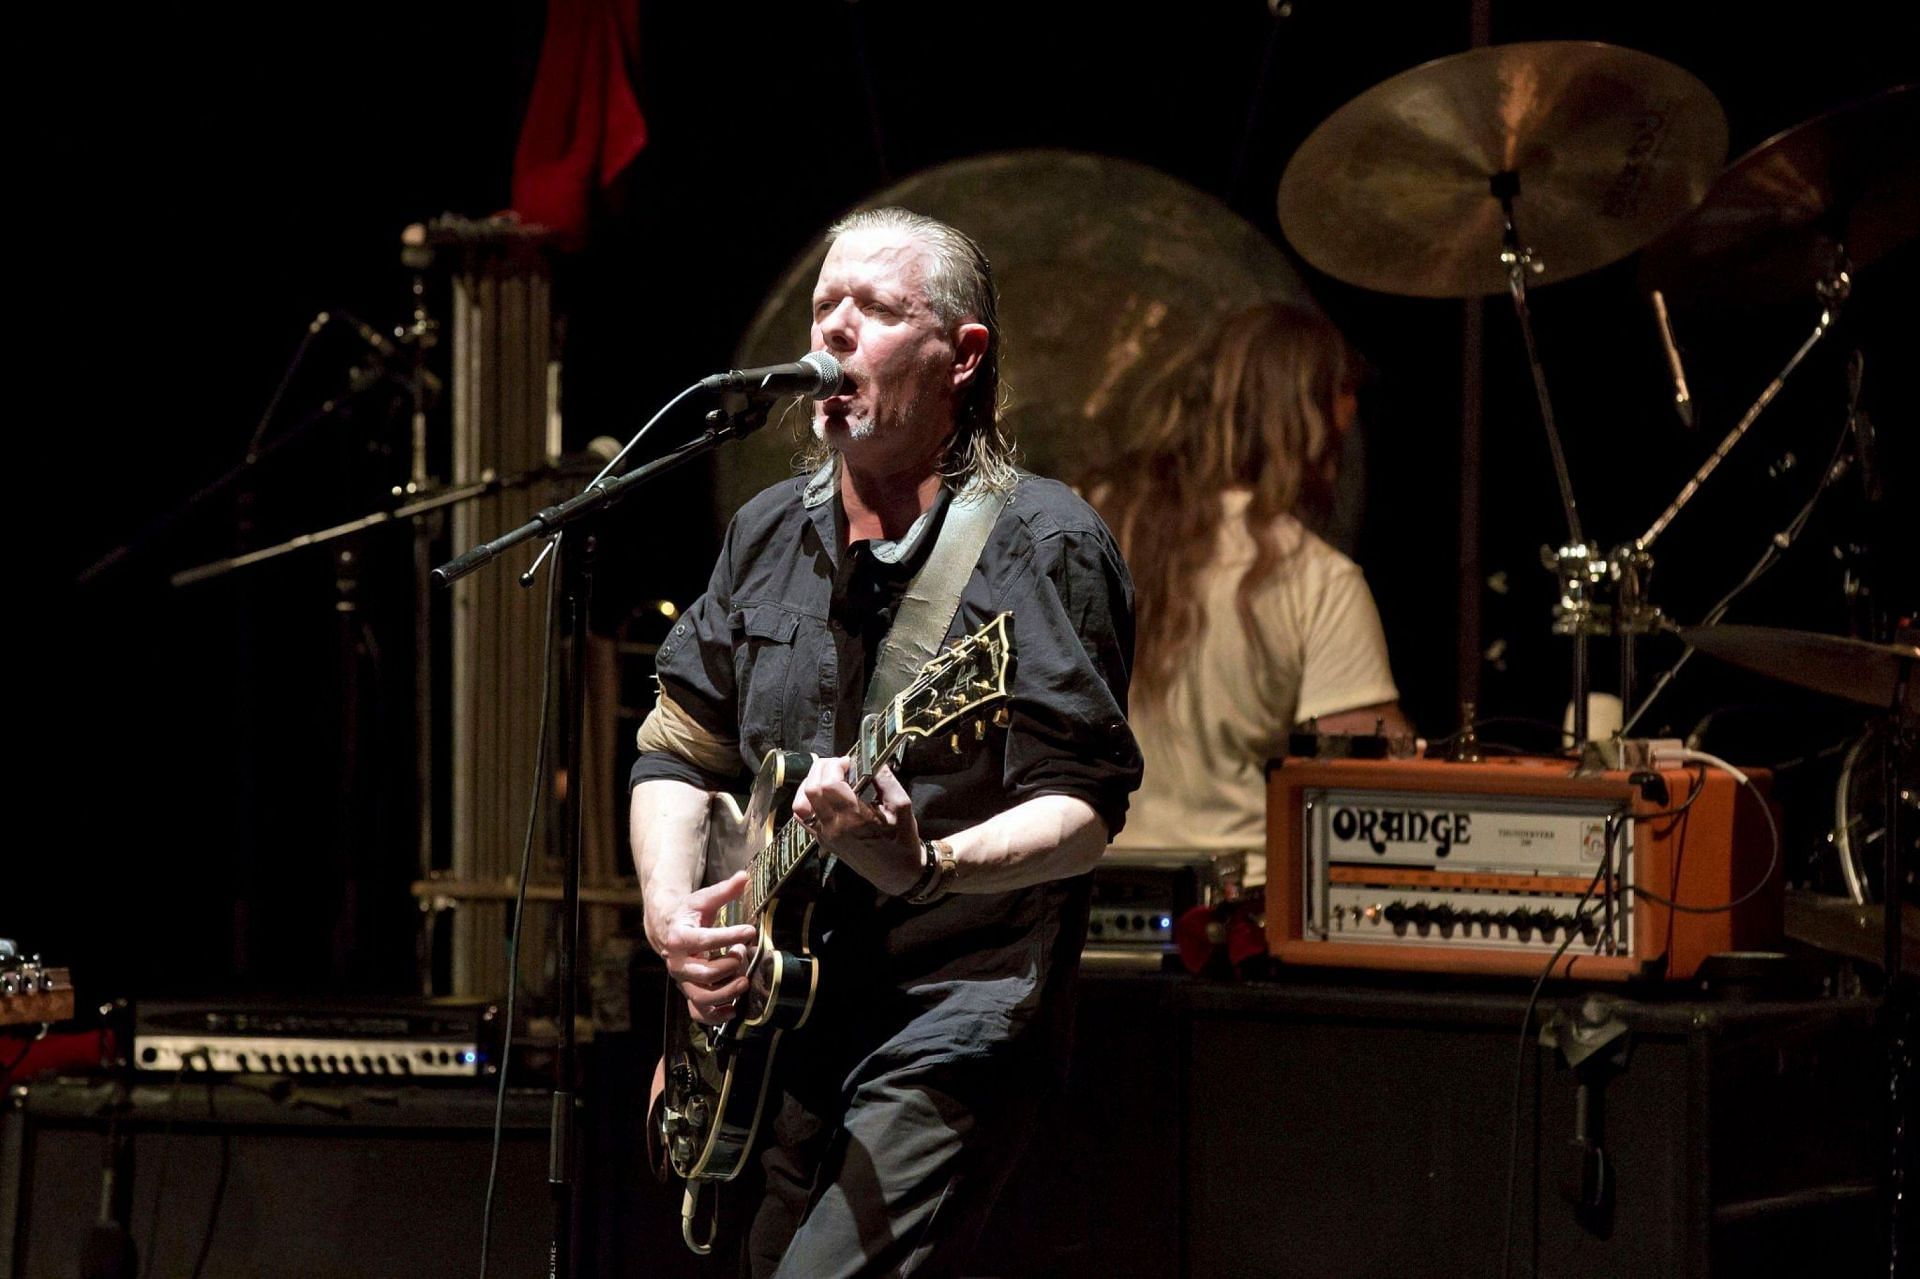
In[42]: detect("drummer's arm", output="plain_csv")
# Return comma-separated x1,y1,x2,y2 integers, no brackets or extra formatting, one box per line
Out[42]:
1314,700,1413,737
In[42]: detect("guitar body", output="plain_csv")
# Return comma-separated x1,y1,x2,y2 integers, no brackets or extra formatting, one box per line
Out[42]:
649,749,827,1197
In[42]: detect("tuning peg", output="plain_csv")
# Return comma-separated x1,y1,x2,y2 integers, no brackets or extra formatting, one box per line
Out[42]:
992,707,1011,728
974,720,985,741
950,732,963,754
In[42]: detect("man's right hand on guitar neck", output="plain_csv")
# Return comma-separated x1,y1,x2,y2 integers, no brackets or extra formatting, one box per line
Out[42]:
651,871,759,1025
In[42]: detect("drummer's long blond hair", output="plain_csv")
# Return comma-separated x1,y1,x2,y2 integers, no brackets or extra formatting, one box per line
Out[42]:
1088,302,1355,707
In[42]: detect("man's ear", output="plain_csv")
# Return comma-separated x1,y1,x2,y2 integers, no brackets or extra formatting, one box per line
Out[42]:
952,322,989,390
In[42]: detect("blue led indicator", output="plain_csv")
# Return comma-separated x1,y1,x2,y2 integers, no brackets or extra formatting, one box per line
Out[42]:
1158,916,1172,930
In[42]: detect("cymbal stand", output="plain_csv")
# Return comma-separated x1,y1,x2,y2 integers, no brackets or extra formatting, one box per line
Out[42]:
1631,248,1851,556
1613,247,1852,727
1494,173,1599,746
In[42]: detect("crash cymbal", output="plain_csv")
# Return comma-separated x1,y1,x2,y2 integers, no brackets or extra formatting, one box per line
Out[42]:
1680,624,1919,711
1639,84,1918,304
1278,42,1727,298
715,150,1313,522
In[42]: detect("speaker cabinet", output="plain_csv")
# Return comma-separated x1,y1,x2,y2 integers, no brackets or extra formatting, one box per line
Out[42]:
3,1080,551,1278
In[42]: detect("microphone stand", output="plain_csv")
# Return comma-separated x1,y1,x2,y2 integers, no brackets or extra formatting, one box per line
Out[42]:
73,312,403,589
435,388,774,1279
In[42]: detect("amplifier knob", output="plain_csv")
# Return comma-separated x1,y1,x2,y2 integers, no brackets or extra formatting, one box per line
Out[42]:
1431,904,1456,929
1531,910,1558,934
1577,915,1599,941
1505,909,1532,931
1384,901,1409,926
1407,903,1431,927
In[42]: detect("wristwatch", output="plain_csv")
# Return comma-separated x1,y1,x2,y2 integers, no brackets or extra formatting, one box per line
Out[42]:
902,837,958,904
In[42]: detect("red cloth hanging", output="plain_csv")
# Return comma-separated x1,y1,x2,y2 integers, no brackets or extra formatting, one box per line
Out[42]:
509,0,648,244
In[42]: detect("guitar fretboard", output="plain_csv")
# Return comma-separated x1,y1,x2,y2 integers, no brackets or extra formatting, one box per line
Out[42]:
713,612,1008,929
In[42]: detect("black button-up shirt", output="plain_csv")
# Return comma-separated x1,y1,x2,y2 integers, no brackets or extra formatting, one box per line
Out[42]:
630,464,1143,1069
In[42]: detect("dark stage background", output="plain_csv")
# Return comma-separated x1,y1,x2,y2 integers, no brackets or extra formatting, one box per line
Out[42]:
22,2,1916,1005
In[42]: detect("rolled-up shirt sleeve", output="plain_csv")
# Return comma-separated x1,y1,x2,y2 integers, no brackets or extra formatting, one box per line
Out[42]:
997,512,1144,840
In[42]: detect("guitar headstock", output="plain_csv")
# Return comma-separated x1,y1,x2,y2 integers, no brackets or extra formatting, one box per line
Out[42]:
890,612,1013,745
1,944,74,1028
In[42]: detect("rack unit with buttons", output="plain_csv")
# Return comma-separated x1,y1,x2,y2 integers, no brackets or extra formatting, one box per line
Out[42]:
1266,755,1780,980
132,995,500,1081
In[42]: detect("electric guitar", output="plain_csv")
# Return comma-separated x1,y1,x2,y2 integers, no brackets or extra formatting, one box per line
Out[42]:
647,612,1013,1253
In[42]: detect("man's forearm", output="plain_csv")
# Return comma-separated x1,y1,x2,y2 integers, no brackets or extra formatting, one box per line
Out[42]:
631,778,712,947
939,793,1110,893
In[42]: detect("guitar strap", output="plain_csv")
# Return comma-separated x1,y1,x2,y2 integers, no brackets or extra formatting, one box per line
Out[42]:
862,480,1012,718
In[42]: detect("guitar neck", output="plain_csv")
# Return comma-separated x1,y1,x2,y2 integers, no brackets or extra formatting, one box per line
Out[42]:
714,610,1014,930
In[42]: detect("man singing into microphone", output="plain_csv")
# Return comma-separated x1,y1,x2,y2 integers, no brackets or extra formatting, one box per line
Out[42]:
630,207,1142,1276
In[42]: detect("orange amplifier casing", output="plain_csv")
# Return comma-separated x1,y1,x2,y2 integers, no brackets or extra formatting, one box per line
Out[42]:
1266,755,1782,980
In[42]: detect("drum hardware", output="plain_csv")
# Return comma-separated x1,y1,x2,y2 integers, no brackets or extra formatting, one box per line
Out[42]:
1681,619,1915,1275
1275,42,1729,299
1832,725,1918,909
1636,84,1917,306
1277,41,1729,746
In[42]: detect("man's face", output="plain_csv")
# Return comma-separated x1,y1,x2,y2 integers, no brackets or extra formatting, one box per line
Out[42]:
809,227,969,477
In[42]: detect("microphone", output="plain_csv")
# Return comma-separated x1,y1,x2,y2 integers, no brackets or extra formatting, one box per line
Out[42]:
325,309,399,360
699,351,843,399
1649,290,1694,429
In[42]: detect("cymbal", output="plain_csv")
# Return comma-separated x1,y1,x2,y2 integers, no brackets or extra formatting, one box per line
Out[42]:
1680,624,1919,711
716,151,1314,522
1639,84,1918,304
1278,42,1727,298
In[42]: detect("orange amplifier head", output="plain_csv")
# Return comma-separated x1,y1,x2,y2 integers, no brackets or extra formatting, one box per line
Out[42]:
1265,755,1782,980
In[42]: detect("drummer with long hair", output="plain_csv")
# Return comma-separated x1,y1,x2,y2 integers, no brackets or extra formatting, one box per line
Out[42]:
1088,300,1410,889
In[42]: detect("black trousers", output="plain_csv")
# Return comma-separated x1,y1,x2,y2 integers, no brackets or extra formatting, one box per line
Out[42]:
743,1049,1042,1279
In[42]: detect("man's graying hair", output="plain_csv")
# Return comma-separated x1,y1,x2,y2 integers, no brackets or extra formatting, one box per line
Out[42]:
801,207,1018,492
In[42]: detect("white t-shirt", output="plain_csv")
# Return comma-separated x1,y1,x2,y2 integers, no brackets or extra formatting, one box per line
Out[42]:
1111,491,1399,886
